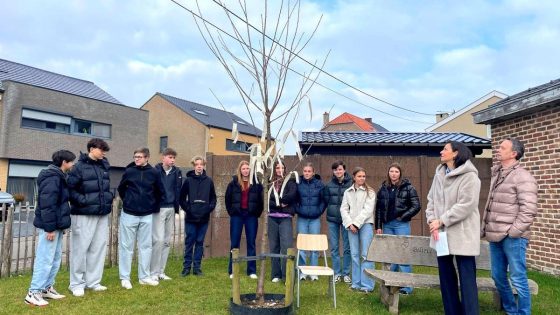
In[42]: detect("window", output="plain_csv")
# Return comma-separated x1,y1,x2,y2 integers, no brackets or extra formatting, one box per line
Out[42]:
160,136,168,153
21,108,111,138
21,109,71,133
226,139,252,153
72,120,111,138
193,109,208,116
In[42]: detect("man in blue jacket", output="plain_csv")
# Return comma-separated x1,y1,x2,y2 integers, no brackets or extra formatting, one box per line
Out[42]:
118,147,164,289
25,150,75,306
150,148,182,281
67,138,113,297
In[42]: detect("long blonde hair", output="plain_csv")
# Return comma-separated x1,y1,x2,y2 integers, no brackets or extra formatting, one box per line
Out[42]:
352,167,373,197
236,160,250,191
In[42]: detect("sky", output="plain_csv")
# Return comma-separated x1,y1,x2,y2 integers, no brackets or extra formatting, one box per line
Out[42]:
2,0,560,152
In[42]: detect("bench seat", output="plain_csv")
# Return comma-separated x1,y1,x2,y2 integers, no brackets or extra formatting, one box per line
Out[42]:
365,235,539,314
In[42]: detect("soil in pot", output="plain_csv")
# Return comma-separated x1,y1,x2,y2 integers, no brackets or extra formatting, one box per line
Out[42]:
230,293,294,315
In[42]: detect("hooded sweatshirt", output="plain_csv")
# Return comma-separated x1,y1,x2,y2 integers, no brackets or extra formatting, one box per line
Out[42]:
179,170,216,223
118,162,164,216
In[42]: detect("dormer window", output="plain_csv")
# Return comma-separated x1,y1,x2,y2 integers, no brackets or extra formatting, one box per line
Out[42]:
193,109,208,116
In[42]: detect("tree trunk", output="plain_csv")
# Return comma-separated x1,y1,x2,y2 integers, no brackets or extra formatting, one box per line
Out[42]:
256,116,273,303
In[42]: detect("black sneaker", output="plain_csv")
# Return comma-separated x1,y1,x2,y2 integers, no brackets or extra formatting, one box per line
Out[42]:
193,270,203,276
181,269,191,277
399,289,411,295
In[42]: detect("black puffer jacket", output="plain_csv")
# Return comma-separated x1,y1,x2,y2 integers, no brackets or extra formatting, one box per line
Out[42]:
179,170,216,223
375,178,421,230
118,162,164,216
225,176,264,217
323,172,353,224
296,174,325,219
68,152,113,215
269,177,298,216
33,165,71,232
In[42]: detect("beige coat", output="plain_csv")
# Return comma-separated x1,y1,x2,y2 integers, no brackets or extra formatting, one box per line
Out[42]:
426,160,481,256
340,184,375,229
481,161,538,242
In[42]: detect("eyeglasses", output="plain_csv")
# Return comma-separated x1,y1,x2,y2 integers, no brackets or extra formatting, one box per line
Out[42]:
133,155,146,159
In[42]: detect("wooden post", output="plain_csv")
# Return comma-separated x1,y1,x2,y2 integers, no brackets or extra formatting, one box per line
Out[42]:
284,248,296,306
110,198,120,267
232,249,241,305
1,205,14,278
23,205,30,272
15,202,23,274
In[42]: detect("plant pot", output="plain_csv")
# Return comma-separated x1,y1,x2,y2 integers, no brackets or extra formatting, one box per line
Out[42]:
230,294,294,315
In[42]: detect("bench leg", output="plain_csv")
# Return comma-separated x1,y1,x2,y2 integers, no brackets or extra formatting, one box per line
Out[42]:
379,284,400,314
492,291,503,310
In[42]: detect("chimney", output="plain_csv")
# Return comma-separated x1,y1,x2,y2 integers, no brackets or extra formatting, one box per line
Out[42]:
364,117,372,123
323,112,330,127
435,112,449,123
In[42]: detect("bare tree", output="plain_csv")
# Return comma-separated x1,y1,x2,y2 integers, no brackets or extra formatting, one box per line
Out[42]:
188,0,325,303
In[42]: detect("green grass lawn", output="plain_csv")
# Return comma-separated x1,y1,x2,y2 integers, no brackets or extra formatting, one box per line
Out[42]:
1,255,558,314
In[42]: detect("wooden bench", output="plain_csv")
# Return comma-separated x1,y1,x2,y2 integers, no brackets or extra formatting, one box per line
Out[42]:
364,235,538,314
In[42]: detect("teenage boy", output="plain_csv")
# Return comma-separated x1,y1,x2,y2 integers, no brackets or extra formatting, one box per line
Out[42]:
180,156,216,276
118,147,164,289
323,160,353,283
68,138,113,297
151,148,182,281
25,150,76,306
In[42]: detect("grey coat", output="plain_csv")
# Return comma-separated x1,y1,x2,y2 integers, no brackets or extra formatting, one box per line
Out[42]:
426,160,481,256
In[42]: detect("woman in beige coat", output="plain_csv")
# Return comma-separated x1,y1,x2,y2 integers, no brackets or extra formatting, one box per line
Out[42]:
426,141,481,315
340,167,375,292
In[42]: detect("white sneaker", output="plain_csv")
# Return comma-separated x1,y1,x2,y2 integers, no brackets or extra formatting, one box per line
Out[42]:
309,275,319,281
89,284,107,292
42,286,65,299
229,274,234,279
271,277,281,283
158,274,172,281
343,275,351,283
121,280,132,290
24,291,49,306
139,278,159,286
299,274,307,281
249,274,258,279
72,288,85,297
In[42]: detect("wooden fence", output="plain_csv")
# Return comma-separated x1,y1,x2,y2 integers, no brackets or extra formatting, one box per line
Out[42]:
0,200,186,278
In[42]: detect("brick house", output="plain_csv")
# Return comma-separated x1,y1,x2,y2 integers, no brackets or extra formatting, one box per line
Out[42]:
141,93,261,168
425,90,507,158
473,78,560,275
0,58,148,204
321,112,388,132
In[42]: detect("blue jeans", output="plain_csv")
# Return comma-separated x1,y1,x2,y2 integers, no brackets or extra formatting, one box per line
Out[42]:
118,212,153,281
29,229,63,293
490,236,531,315
297,217,321,267
348,223,375,291
383,219,413,293
327,221,351,277
228,215,258,275
183,221,209,272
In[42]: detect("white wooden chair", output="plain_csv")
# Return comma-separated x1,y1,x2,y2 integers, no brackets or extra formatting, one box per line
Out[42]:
296,233,336,308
